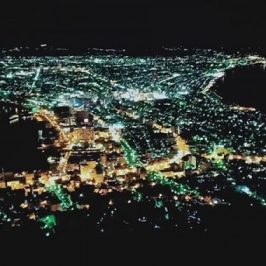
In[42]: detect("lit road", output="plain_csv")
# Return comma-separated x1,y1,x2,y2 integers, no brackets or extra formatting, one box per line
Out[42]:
31,67,41,89
34,109,69,144
114,108,190,156
228,154,266,164
57,145,74,175
152,123,190,156
34,109,73,176
111,109,191,176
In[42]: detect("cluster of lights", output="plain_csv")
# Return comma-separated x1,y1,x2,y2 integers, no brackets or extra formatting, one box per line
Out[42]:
0,47,265,235
46,182,74,210
236,185,266,206
39,215,57,236
120,138,142,167
131,189,143,202
0,209,12,223
147,171,200,197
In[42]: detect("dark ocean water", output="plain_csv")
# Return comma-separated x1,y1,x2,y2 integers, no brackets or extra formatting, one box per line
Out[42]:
215,63,266,113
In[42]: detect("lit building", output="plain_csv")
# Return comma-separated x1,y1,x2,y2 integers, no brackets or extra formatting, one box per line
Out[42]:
72,128,94,142
80,162,91,181
93,173,104,184
79,160,97,181
100,154,107,164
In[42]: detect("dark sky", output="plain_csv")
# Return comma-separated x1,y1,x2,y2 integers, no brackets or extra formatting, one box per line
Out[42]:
1,0,266,50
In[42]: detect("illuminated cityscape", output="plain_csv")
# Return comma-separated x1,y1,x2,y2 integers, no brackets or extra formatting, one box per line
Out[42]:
0,47,265,238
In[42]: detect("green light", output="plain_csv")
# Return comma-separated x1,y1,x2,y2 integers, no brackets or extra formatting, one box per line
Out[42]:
184,161,195,170
132,189,143,202
39,215,57,230
213,159,227,170
46,183,74,210
155,199,164,208
236,185,266,206
147,171,200,197
0,209,11,223
120,138,142,167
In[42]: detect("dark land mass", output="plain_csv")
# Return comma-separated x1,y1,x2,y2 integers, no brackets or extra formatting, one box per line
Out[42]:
0,119,49,172
0,201,266,264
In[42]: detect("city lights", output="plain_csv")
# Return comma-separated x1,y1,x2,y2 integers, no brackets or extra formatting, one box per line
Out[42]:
0,47,265,236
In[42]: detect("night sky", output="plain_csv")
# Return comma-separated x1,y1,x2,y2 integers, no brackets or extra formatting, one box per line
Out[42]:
0,0,266,51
